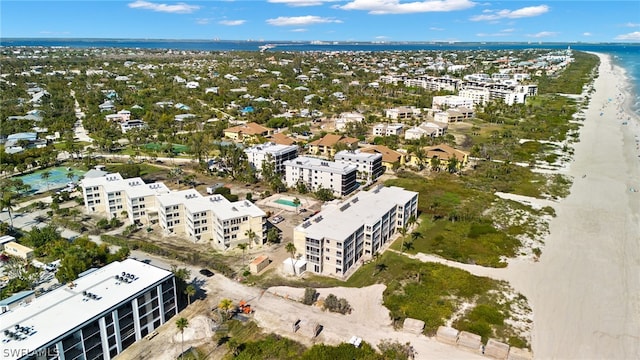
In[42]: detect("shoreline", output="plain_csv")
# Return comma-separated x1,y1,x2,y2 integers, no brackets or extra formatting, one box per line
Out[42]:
507,52,640,359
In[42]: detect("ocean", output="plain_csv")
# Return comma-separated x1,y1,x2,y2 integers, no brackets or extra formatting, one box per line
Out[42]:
1,38,638,114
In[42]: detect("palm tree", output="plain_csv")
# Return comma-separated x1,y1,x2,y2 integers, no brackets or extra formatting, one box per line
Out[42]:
292,197,301,213
40,170,51,191
244,229,257,247
407,215,417,231
398,225,408,253
184,284,196,306
175,317,189,360
0,193,16,229
237,243,248,265
285,242,297,275
218,298,235,320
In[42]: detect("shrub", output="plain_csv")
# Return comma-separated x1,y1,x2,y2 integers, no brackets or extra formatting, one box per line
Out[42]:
323,293,351,314
302,288,317,305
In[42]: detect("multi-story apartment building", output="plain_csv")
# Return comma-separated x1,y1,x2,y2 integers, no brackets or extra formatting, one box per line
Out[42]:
433,108,474,123
244,142,298,177
155,189,266,249
457,88,491,106
81,174,266,250
334,150,384,183
283,156,358,197
81,174,170,224
373,123,404,136
293,185,418,277
307,134,359,157
1,259,176,360
404,121,448,140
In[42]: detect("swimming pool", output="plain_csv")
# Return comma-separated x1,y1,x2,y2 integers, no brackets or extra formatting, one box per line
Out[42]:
17,167,86,194
274,198,299,207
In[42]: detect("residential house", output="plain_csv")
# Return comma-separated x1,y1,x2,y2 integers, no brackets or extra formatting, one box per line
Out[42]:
335,112,365,131
224,122,273,142
385,106,420,120
360,145,407,171
4,241,34,260
433,108,474,123
404,122,447,140
307,134,359,157
270,132,296,146
99,100,116,112
120,119,147,133
373,123,404,136
409,144,469,170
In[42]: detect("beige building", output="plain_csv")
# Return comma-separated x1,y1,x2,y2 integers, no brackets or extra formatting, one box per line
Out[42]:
156,189,266,250
293,185,418,277
224,122,272,142
4,241,34,260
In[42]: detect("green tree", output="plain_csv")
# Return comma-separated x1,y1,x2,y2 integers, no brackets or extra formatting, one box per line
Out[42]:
285,242,297,275
0,192,17,229
237,243,248,265
293,197,301,213
244,229,258,247
218,298,235,320
175,317,189,360
266,227,280,244
185,284,196,306
40,170,51,191
398,225,408,253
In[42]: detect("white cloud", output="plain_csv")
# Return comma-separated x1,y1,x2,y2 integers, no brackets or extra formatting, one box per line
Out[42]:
471,4,548,21
219,19,246,26
128,0,199,14
430,27,444,31
196,18,210,25
527,31,557,38
375,35,390,39
476,28,515,37
337,0,476,15
266,15,342,26
615,31,640,41
583,32,591,36
291,28,309,32
625,22,640,28
268,0,338,6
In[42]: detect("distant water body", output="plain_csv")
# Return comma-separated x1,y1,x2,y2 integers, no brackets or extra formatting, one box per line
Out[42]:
2,38,638,114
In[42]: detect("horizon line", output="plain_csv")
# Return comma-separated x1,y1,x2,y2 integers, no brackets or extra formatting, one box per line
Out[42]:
1,37,638,45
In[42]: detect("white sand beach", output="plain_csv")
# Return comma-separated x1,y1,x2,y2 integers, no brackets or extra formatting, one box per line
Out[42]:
498,53,640,359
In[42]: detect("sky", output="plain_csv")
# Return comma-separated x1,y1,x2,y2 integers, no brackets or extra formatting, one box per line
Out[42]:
1,0,639,42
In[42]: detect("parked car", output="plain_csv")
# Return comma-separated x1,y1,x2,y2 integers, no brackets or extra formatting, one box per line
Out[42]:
271,215,284,224
199,269,214,277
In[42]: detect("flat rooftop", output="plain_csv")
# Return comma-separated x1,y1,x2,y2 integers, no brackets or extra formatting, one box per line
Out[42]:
0,259,173,360
283,156,357,175
298,186,417,240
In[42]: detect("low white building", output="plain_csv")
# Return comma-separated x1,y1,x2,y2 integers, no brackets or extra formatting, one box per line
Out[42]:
404,122,448,140
120,119,147,133
433,108,474,123
284,156,357,197
334,150,384,183
293,185,418,277
373,123,404,136
244,142,299,177
432,95,475,110
458,88,490,106
335,112,364,131
385,106,420,120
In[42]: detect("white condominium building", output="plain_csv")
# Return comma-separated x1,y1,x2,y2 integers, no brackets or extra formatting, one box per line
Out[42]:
81,174,266,250
81,173,170,224
385,106,420,120
283,156,358,197
155,189,266,250
432,95,475,110
334,150,384,183
1,259,176,360
293,185,418,277
457,88,491,106
244,142,298,177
